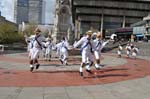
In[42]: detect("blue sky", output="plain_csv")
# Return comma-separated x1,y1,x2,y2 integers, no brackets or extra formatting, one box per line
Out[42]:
0,0,55,24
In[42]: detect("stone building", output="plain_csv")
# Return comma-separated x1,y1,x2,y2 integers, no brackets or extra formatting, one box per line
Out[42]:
0,12,17,29
53,0,74,43
71,0,150,39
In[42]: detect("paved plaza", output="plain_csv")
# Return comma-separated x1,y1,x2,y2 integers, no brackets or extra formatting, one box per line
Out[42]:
0,50,150,99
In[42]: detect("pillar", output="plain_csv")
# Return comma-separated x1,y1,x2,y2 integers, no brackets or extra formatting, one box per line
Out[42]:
122,15,126,28
100,14,104,36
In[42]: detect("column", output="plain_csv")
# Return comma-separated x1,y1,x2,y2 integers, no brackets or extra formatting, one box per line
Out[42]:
75,20,81,39
122,15,126,28
100,14,104,34
78,21,81,39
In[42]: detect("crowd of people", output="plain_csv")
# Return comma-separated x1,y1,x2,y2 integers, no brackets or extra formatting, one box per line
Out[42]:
24,28,70,72
117,42,139,59
23,27,139,77
73,31,109,76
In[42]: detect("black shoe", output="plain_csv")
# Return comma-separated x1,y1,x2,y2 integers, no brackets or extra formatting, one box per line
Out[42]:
96,67,100,70
65,63,68,66
36,64,40,69
30,67,34,72
80,72,83,76
86,69,92,74
60,59,63,64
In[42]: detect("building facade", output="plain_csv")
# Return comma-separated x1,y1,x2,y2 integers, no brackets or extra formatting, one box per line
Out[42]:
0,12,17,32
131,14,150,39
144,15,150,38
16,0,43,24
71,0,150,38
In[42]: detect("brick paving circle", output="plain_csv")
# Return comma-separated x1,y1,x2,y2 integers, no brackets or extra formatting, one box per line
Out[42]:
0,53,150,87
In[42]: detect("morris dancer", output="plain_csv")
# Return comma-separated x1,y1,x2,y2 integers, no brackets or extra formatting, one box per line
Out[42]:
24,28,46,72
45,38,54,61
57,37,69,65
117,44,123,58
131,45,139,59
74,30,95,77
125,43,131,57
93,32,109,69
25,36,32,58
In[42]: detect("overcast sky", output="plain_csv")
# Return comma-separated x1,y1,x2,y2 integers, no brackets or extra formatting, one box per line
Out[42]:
0,0,55,24
0,0,15,22
43,0,55,24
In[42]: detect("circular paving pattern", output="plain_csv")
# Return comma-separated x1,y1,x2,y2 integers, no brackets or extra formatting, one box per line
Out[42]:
0,52,150,87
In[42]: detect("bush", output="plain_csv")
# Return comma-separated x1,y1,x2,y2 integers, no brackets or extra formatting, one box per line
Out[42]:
0,23,24,44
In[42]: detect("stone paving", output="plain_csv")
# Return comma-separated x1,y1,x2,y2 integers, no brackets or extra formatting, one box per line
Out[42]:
0,51,150,99
0,52,127,71
0,77,150,99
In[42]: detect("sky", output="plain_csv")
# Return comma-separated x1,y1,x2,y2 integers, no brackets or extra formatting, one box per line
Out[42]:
43,0,55,24
0,0,55,24
0,0,15,22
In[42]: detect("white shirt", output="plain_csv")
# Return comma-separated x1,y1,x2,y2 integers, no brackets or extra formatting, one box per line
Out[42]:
26,34,46,49
74,36,94,52
45,41,53,49
126,45,131,51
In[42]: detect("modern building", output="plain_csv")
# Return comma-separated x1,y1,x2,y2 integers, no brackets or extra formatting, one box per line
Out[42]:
131,14,150,39
42,0,46,24
71,0,150,38
15,0,43,24
144,15,150,39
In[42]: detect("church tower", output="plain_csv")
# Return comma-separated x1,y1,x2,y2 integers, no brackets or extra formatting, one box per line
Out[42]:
53,0,74,43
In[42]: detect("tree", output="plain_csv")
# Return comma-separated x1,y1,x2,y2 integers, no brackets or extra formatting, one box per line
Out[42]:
24,23,37,36
0,23,23,44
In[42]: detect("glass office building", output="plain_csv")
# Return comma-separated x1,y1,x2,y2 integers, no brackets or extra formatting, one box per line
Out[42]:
16,0,43,24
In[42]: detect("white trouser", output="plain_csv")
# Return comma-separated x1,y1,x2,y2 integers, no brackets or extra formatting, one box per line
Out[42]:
132,52,137,57
28,49,32,58
82,50,94,63
127,51,130,55
94,50,102,68
60,48,68,61
42,48,46,57
56,48,60,57
80,50,94,72
94,51,101,60
117,50,121,55
30,48,40,60
45,48,52,58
